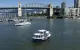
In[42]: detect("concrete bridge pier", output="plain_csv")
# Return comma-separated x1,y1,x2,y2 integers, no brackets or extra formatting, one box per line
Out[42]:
47,4,53,18
18,2,22,18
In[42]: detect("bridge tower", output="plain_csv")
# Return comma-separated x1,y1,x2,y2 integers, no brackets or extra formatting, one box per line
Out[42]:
18,2,22,17
47,4,53,18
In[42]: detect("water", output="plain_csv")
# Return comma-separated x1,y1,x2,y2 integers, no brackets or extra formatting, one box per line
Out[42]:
0,18,80,50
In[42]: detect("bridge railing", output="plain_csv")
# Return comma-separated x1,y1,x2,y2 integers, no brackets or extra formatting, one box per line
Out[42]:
23,3,48,8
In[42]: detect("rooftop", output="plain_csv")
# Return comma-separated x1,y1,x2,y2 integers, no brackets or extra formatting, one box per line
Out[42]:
38,29,46,32
34,33,44,35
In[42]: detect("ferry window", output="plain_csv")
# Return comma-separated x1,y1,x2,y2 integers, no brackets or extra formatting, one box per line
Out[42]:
40,32,43,34
41,36,42,37
39,36,40,38
36,36,38,37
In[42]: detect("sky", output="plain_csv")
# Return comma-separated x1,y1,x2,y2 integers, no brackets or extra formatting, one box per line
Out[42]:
0,0,74,7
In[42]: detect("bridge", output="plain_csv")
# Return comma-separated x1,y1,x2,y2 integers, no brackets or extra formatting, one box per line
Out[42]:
0,7,48,9
0,3,53,18
0,3,49,9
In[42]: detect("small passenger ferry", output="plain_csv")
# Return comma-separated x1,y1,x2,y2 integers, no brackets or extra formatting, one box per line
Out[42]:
32,29,51,42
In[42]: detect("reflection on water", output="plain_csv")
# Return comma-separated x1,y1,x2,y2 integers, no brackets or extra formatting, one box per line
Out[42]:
0,18,80,50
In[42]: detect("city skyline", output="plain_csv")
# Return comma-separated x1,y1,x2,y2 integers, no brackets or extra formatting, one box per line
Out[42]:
0,0,73,7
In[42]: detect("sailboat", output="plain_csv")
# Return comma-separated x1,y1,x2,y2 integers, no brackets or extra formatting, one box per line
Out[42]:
15,3,31,26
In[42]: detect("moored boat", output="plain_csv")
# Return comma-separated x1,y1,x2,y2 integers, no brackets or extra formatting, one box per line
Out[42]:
15,19,31,26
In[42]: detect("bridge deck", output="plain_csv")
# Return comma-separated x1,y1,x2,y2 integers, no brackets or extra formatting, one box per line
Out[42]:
0,7,49,9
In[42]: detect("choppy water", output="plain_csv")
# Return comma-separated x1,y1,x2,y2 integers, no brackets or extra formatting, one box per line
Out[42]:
0,18,80,50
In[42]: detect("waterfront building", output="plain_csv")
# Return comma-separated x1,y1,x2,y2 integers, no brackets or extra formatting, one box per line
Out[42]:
61,2,66,9
74,0,78,8
60,2,66,17
64,7,80,18
64,0,80,18
74,0,80,8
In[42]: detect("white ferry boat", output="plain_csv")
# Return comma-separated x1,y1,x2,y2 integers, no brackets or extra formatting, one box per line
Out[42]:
32,29,51,42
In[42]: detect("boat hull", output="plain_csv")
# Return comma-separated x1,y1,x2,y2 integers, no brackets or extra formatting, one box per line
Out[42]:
32,39,47,42
15,22,31,26
32,37,50,42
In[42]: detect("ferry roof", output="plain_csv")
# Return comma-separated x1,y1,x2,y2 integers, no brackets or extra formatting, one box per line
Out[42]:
34,33,44,35
38,29,46,32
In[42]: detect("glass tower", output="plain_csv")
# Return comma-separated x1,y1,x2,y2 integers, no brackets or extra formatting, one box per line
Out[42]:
74,0,80,8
